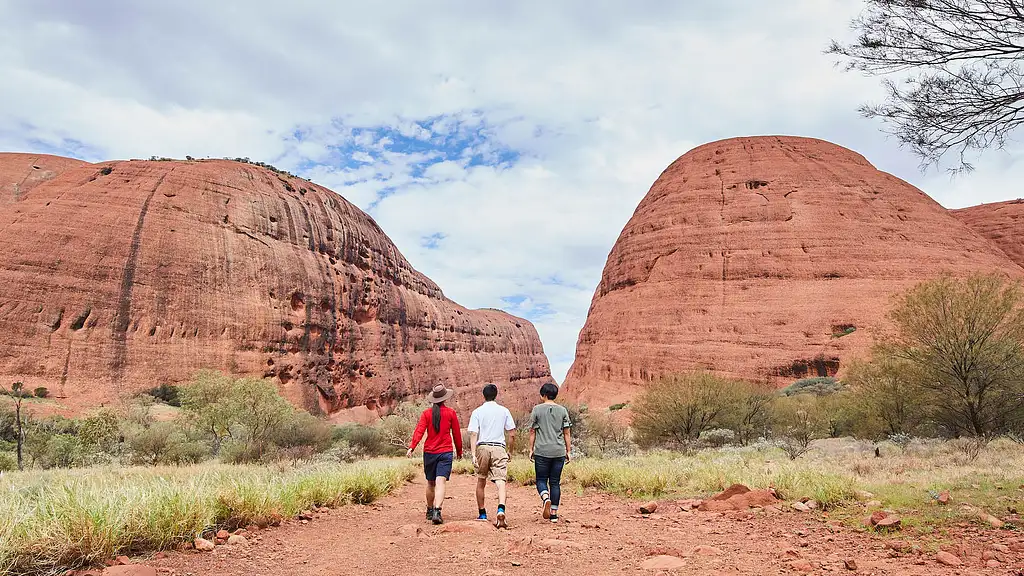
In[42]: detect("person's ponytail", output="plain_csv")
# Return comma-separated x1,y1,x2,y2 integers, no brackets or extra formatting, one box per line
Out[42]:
431,402,442,433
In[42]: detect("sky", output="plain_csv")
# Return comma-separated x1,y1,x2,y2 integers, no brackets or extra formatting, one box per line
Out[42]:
2,1,1023,382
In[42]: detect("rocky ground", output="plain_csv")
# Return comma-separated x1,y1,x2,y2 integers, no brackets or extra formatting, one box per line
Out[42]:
86,474,1023,576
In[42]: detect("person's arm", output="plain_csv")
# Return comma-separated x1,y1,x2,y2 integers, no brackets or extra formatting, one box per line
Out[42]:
470,431,479,466
407,411,427,457
505,409,517,455
452,410,464,459
528,429,536,461
562,408,573,462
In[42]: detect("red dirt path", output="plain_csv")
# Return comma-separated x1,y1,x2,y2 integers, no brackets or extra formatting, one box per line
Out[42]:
147,474,1022,575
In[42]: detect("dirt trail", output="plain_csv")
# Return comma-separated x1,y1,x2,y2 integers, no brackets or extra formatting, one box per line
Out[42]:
150,474,1020,575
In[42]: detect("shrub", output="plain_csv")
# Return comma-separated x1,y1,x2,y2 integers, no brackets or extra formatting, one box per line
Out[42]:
781,377,843,397
0,451,15,471
609,403,628,412
887,274,1024,437
33,387,48,399
143,383,181,407
632,372,749,448
699,428,736,448
333,425,389,458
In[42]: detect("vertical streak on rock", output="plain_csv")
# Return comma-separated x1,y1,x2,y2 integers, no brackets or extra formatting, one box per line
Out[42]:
59,338,72,397
718,172,728,310
110,173,165,386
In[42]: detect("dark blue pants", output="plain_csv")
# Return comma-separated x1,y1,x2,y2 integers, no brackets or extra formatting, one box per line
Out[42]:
534,455,565,507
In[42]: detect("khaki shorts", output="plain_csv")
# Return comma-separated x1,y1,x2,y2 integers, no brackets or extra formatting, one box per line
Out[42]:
475,444,509,483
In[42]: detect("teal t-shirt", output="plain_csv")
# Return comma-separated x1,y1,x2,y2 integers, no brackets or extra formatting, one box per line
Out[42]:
528,403,572,458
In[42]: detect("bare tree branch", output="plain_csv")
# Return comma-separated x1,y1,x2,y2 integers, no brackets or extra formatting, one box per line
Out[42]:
829,0,1024,172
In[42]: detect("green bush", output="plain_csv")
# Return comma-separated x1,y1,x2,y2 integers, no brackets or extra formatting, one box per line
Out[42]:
33,387,48,399
0,451,15,471
143,383,181,407
781,377,843,397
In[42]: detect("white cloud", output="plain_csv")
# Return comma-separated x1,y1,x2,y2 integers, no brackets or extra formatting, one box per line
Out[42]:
2,0,1021,380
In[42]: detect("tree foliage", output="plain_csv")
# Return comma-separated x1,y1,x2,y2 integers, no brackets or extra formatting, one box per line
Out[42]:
888,274,1024,437
829,0,1024,171
632,372,744,447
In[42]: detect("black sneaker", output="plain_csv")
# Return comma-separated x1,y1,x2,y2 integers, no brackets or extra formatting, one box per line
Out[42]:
431,508,443,525
549,514,559,523
426,506,434,521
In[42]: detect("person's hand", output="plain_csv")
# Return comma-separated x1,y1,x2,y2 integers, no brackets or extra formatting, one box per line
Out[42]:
406,448,413,458
457,452,463,460
472,454,478,468
527,450,534,462
565,453,571,463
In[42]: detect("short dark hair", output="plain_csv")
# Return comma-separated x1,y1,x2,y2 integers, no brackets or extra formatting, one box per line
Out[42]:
540,382,559,400
482,383,498,401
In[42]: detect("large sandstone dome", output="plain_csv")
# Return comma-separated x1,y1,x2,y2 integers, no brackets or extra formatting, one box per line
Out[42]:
0,153,550,419
952,199,1024,268
563,136,1024,407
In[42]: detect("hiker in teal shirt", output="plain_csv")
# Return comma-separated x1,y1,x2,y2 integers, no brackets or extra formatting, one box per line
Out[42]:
527,382,572,523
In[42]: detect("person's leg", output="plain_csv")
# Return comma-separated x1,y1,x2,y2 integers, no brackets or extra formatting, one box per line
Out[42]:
433,476,447,509
548,456,565,521
534,455,551,500
534,455,553,519
496,480,507,507
475,477,487,508
475,445,489,518
431,452,454,524
423,453,437,520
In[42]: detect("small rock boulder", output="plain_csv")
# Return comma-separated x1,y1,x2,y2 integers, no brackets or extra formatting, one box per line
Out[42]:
215,529,229,540
934,551,961,566
226,535,247,545
788,559,814,573
843,559,857,571
397,524,424,538
692,545,721,556
639,501,658,514
937,490,950,505
102,567,157,576
710,484,751,501
193,538,215,552
791,502,810,512
641,556,687,571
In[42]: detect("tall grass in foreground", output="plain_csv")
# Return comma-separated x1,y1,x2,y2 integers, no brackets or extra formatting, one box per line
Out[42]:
0,460,415,576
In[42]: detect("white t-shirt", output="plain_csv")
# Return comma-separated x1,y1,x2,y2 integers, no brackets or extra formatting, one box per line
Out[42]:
467,401,516,446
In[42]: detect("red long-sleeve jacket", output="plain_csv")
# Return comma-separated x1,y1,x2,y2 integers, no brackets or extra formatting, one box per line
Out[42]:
409,406,463,457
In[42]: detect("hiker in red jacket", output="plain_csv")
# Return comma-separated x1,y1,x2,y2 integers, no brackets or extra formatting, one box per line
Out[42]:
407,384,463,525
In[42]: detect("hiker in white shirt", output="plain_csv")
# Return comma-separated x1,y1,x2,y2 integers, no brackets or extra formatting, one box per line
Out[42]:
467,383,516,529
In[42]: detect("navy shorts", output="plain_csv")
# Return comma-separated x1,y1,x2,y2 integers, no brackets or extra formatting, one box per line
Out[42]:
423,451,454,482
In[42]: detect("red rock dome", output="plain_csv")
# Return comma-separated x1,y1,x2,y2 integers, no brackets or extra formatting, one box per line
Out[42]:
0,153,550,419
952,199,1024,268
563,136,1023,408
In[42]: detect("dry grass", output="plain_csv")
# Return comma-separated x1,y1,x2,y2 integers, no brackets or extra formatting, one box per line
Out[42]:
0,460,416,576
457,438,1023,531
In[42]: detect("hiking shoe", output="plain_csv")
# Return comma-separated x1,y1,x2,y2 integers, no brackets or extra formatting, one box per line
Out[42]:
542,498,552,520
431,508,443,525
549,514,559,523
476,512,488,522
426,507,434,521
495,509,507,529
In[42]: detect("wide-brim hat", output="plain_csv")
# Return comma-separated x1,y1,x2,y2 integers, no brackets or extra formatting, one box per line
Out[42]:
426,384,454,404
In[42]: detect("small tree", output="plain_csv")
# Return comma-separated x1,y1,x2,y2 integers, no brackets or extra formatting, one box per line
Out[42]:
829,0,1024,172
722,380,776,445
772,395,828,459
845,352,929,437
889,274,1024,437
3,382,27,470
631,372,738,448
